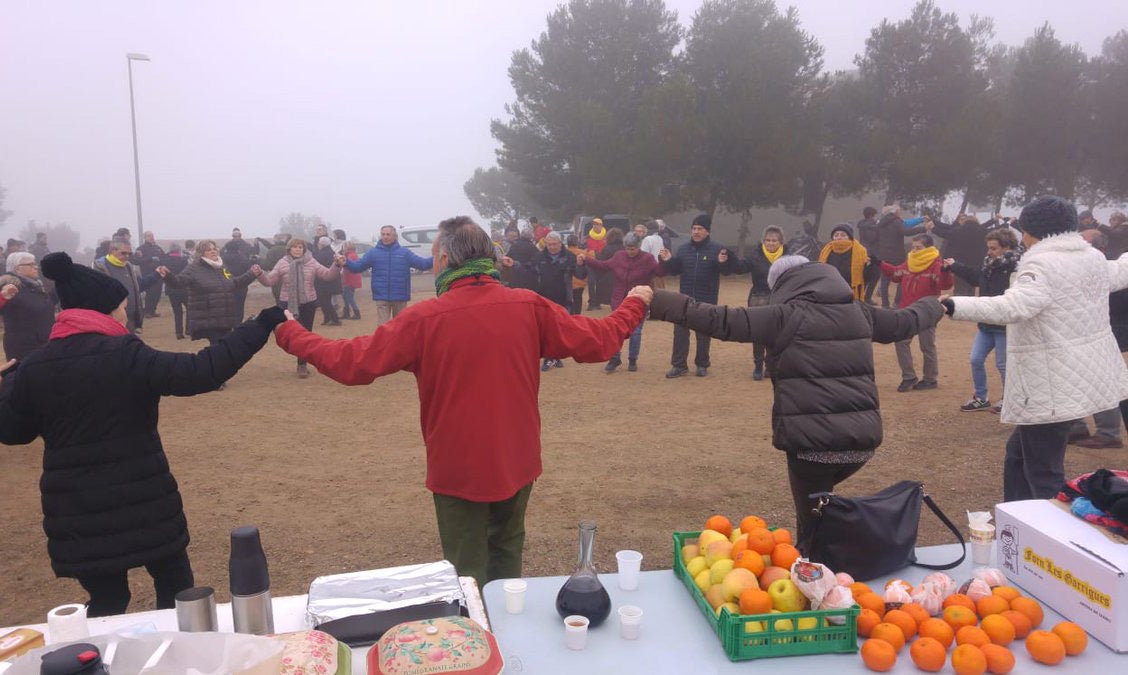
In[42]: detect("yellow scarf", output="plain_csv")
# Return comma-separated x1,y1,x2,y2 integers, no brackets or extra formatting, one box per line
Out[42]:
907,246,941,274
105,254,127,268
762,244,783,263
588,225,607,241
818,240,869,300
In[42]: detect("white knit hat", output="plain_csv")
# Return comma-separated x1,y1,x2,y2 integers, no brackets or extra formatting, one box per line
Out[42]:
767,255,810,289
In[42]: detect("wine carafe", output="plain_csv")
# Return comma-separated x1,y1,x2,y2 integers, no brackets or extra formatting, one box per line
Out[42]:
555,520,612,627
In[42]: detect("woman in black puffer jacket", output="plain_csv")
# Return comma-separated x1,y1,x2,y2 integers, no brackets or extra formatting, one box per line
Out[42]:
159,240,261,345
0,252,285,617
650,256,942,547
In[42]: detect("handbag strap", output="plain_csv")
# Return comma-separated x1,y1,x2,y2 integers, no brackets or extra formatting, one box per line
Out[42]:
913,493,967,570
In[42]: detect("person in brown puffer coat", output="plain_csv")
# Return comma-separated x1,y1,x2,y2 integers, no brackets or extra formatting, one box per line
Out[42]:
158,240,261,346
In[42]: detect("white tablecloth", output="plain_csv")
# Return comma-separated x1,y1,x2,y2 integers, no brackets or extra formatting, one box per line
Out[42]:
481,544,1124,674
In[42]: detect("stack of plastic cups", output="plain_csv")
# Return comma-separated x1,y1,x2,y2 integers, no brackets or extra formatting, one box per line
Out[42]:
970,523,996,566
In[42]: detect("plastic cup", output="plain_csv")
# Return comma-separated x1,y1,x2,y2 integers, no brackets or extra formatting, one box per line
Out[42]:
970,525,995,565
616,550,643,591
503,579,527,614
970,524,996,543
971,540,993,565
563,615,589,650
618,605,643,640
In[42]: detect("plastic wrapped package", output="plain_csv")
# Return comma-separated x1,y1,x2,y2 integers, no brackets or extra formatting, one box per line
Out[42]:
959,578,993,602
972,567,1008,587
791,560,837,606
883,581,912,609
6,632,283,674
910,581,945,616
921,572,957,599
835,572,855,587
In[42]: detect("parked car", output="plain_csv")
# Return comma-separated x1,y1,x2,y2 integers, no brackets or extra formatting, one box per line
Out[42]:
395,225,441,257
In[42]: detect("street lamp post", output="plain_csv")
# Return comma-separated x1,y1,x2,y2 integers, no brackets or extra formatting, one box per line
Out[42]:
126,53,150,243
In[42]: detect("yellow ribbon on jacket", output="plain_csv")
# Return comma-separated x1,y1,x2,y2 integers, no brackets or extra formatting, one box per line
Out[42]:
762,244,784,263
907,246,941,274
818,240,869,300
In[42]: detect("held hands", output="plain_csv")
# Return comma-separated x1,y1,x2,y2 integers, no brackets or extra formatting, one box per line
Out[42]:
658,248,671,262
333,255,346,267
500,256,515,268
627,285,654,305
0,283,18,300
250,264,263,276
155,266,170,278
254,306,288,331
718,249,729,264
575,254,585,265
284,309,296,321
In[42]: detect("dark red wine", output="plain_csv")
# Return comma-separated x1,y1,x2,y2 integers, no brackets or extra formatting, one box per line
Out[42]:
556,575,612,627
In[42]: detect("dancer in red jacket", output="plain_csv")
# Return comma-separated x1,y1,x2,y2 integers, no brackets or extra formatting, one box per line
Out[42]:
274,216,651,587
874,233,954,391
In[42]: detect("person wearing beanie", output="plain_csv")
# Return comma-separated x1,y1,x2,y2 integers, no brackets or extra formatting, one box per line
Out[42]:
942,196,1128,501
874,233,953,391
0,252,286,617
817,224,870,301
649,255,943,545
92,237,161,333
0,252,56,360
658,213,730,377
721,226,787,380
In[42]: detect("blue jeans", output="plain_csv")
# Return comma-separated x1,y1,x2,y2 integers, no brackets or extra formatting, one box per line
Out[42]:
342,286,360,315
614,322,644,362
970,328,1007,400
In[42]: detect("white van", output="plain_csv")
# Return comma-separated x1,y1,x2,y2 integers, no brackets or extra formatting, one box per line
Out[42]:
396,225,441,257
395,222,494,257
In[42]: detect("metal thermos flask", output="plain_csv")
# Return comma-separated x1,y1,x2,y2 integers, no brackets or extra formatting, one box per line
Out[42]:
229,525,274,634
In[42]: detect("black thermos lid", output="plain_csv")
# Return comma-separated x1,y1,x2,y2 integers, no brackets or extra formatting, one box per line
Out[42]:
229,525,270,596
40,643,107,675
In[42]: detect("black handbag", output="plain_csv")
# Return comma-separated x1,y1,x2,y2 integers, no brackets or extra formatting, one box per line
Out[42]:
802,480,966,581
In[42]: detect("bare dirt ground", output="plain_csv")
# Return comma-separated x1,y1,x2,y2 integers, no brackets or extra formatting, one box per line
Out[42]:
2,276,1124,626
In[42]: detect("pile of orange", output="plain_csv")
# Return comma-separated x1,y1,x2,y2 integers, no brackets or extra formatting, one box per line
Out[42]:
856,582,1090,673
702,514,803,571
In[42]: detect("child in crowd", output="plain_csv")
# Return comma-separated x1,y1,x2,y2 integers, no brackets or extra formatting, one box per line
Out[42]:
943,196,1128,501
341,242,362,320
946,229,1020,412
874,234,954,391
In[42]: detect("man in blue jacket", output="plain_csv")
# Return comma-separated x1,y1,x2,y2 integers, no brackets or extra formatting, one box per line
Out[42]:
346,226,433,325
658,213,728,378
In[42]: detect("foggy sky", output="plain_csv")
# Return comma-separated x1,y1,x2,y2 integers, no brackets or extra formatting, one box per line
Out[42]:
1,0,1124,245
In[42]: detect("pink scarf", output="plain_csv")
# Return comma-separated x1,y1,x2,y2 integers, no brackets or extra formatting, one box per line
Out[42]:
49,309,130,340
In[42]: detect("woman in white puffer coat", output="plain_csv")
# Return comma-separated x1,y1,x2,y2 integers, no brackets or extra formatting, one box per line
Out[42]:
942,196,1128,501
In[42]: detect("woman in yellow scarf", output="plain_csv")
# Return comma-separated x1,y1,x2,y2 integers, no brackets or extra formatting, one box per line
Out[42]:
818,224,869,300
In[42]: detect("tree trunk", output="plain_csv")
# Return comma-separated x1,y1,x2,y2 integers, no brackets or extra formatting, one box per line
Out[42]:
958,191,971,215
812,187,831,229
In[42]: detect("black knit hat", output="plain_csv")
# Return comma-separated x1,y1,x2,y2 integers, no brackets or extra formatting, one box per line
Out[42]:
830,223,854,240
692,213,712,231
1020,196,1078,240
41,252,129,315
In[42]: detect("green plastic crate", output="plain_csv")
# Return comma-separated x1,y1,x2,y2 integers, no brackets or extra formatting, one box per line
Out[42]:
673,530,859,660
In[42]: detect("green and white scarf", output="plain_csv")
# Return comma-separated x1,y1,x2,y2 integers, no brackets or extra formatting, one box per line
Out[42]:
434,258,500,296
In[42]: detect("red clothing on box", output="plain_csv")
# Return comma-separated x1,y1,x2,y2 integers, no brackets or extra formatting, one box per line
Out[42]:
275,275,645,502
879,259,954,308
